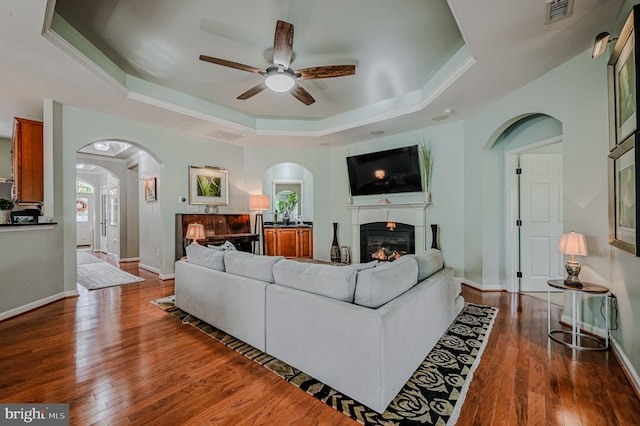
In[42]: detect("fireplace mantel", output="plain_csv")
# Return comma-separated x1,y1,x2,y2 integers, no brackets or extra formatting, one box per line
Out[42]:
348,202,429,263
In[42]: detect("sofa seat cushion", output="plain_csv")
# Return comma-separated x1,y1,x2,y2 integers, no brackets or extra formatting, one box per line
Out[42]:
354,256,418,308
224,251,283,283
186,243,225,271
273,259,358,302
410,249,445,281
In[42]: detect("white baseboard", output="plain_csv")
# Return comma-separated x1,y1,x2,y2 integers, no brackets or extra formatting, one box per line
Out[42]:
120,257,140,263
0,290,78,322
611,335,640,398
461,279,503,292
130,263,174,280
560,314,607,338
138,263,159,275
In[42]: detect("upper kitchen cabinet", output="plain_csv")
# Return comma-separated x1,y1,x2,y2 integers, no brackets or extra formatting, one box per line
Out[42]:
12,117,43,204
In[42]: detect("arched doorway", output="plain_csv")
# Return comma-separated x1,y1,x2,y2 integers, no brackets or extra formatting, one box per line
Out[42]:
75,139,162,282
484,113,564,294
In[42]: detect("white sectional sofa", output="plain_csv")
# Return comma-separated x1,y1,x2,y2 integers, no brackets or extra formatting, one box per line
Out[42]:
174,245,463,413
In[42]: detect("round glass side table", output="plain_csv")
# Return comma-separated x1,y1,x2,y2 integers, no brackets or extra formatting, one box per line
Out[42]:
547,279,609,351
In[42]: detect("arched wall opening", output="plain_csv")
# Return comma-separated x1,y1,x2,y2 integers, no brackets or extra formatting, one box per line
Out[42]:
480,113,563,291
75,139,163,275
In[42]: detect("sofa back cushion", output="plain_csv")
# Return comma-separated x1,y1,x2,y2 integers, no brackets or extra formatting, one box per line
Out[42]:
410,249,445,281
224,250,283,283
354,256,418,308
273,259,358,302
186,243,225,271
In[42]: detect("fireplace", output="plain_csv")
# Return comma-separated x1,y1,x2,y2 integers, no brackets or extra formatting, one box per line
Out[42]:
348,202,428,264
360,222,415,263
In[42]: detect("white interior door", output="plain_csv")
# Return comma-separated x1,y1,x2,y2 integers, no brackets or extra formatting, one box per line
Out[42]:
76,192,94,247
519,154,564,292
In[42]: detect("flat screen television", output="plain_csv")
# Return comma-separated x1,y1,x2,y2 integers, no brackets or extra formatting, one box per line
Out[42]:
346,145,423,196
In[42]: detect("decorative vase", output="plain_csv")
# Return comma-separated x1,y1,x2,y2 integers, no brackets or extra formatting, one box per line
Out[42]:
204,204,218,214
424,192,431,203
0,210,10,224
330,223,341,262
431,224,439,250
347,196,353,205
340,246,350,264
283,214,290,226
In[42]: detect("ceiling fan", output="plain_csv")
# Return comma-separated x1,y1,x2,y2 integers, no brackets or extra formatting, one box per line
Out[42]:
199,20,355,105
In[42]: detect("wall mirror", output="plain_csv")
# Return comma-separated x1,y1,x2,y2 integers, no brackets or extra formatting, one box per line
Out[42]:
261,162,314,223
273,180,303,221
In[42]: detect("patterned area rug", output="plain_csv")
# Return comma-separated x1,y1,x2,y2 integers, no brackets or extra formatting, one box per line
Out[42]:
77,252,145,290
151,296,497,425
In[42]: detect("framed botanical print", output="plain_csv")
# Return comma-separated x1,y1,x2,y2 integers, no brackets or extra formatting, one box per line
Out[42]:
189,166,229,205
608,133,639,255
609,7,638,149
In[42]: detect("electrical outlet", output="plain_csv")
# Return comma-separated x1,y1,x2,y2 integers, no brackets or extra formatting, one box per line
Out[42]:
156,248,160,257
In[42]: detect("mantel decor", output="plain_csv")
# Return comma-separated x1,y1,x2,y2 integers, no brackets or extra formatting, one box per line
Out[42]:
608,5,640,256
189,166,229,206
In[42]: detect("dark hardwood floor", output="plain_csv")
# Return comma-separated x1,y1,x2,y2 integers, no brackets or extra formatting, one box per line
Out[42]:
1,256,639,425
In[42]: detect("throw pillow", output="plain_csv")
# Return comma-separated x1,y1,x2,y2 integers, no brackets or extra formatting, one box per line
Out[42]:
207,240,237,251
353,256,418,308
186,243,225,271
224,250,283,283
273,259,358,302
346,260,378,271
409,249,444,281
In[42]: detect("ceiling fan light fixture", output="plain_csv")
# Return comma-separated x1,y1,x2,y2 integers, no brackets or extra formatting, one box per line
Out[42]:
265,68,295,92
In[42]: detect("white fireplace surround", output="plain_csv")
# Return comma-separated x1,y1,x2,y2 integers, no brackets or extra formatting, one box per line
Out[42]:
348,202,429,264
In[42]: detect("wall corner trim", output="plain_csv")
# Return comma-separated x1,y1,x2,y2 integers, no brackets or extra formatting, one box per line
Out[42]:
0,290,78,322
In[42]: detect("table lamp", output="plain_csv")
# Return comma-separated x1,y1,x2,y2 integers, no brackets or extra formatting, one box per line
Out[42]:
249,194,270,254
557,231,588,288
185,223,205,245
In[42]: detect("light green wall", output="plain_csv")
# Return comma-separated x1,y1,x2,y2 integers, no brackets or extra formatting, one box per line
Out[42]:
58,105,246,282
327,122,466,275
244,147,331,260
0,137,11,179
464,48,639,380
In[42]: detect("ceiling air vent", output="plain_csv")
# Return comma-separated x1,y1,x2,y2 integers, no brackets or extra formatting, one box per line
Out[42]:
208,129,243,142
545,0,574,24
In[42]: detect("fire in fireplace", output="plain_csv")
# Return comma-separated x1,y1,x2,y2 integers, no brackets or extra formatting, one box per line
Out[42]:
360,222,415,263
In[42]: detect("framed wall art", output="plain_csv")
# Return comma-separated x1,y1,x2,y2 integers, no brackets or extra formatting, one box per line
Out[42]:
144,177,157,202
608,133,639,255
608,6,638,150
189,166,229,205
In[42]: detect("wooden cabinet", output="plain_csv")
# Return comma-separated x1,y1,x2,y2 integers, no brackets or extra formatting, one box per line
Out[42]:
12,117,43,204
264,227,313,259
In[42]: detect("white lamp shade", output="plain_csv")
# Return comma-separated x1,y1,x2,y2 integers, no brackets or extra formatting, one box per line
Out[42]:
557,231,588,257
186,223,205,241
265,72,295,92
249,194,270,211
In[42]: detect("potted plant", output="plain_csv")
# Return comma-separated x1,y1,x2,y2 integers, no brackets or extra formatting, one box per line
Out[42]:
276,192,298,225
0,198,14,224
419,136,433,203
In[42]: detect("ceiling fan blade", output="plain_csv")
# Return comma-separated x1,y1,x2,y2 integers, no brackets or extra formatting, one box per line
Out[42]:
291,84,315,105
199,55,264,74
237,82,267,100
273,20,294,69
296,65,356,80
